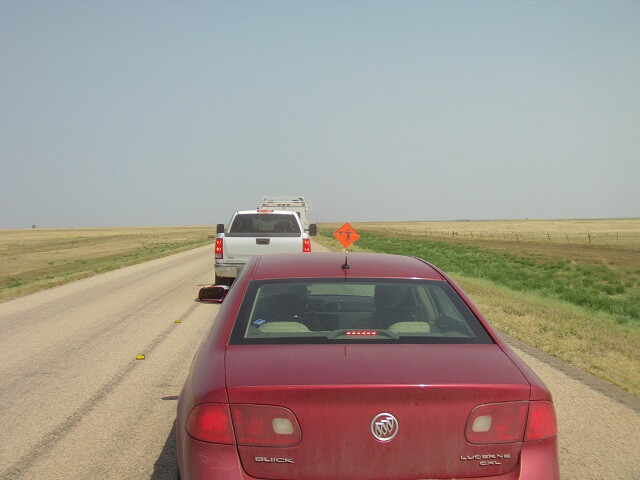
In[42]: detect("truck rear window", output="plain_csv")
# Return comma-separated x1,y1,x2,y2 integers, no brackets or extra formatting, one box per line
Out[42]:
229,279,493,344
229,214,301,235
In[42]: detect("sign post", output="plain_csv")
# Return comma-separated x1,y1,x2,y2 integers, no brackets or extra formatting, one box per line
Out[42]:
333,223,360,250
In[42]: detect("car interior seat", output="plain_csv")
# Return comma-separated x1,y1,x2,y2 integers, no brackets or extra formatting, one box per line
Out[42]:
372,285,412,329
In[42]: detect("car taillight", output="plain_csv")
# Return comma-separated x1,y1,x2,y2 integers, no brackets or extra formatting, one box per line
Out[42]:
186,403,235,444
524,401,557,441
230,404,301,447
215,238,223,259
465,401,528,444
303,238,311,252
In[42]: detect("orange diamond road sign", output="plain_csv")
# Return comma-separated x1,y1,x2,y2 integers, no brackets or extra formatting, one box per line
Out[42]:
334,223,360,249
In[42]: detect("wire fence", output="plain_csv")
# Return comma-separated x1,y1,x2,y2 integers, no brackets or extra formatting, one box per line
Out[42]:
411,229,640,247
338,223,640,249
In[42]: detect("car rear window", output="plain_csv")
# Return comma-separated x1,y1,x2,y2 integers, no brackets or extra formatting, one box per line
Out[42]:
229,279,493,344
228,214,301,235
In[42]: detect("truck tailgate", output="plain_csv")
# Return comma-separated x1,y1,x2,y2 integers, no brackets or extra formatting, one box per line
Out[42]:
224,236,304,261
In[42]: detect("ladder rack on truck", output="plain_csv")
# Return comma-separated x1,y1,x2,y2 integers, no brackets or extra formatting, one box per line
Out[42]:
259,196,312,232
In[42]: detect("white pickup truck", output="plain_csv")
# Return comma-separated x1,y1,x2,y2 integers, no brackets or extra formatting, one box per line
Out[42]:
214,209,317,286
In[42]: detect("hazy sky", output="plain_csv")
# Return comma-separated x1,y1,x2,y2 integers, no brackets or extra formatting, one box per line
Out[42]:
1,0,638,228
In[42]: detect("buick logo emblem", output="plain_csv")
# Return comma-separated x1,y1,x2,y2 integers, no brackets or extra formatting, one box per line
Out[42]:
370,413,399,442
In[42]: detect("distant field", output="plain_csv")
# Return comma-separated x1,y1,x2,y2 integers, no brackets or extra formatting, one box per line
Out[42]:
333,218,640,247
317,218,640,396
0,226,214,302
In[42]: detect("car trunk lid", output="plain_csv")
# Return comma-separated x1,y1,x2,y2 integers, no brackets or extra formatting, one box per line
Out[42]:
225,344,530,480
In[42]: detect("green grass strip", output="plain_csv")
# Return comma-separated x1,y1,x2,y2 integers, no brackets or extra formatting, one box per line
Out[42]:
319,231,639,324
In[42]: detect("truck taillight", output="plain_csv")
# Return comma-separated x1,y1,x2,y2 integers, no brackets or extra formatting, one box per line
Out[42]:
215,238,223,259
303,238,311,252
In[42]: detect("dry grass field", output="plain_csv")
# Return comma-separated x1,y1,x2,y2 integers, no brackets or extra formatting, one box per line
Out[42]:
0,226,214,302
317,218,640,396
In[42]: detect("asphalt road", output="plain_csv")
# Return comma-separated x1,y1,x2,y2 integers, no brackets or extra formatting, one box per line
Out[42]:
0,243,638,480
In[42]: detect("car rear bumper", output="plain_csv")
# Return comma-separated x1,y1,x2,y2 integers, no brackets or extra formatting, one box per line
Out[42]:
178,436,559,480
215,264,241,278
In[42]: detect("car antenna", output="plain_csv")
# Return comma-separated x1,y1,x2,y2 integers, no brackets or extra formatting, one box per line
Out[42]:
341,255,350,270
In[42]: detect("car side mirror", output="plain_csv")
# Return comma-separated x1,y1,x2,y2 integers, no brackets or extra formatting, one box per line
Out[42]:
309,224,317,236
199,285,229,303
216,223,225,234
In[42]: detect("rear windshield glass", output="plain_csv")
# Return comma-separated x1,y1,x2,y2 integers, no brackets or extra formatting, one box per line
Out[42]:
229,279,493,344
228,214,301,235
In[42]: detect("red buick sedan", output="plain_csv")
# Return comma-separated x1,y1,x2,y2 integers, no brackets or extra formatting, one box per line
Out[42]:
177,252,559,480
